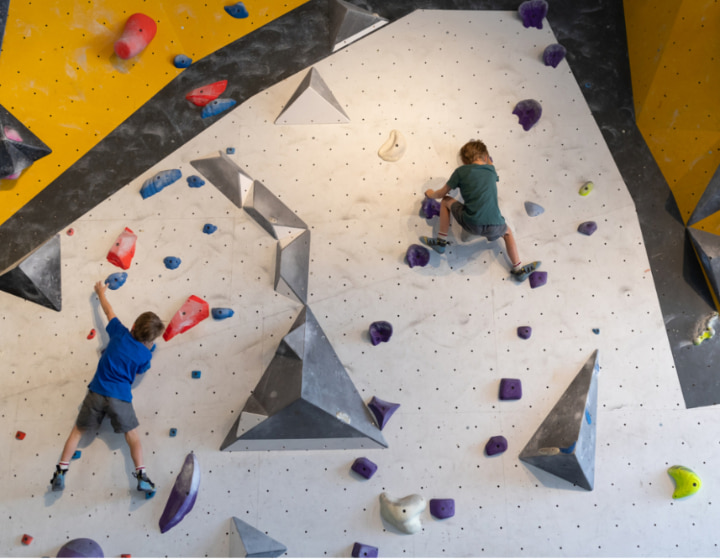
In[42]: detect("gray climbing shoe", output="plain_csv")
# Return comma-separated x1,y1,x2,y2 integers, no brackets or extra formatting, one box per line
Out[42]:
512,261,541,282
51,466,66,491
420,236,449,254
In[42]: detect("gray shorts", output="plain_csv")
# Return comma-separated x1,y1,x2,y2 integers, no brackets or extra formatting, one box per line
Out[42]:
76,390,139,433
451,202,507,241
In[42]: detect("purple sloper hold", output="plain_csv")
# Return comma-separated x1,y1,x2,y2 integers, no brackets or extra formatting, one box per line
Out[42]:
351,457,378,480
159,452,201,534
513,99,542,131
368,396,400,430
429,498,455,519
528,270,548,288
499,378,522,400
406,244,430,268
369,321,393,345
578,221,598,236
352,543,379,558
421,196,441,219
543,43,567,68
518,0,548,29
485,435,508,456
56,538,104,558
517,326,532,339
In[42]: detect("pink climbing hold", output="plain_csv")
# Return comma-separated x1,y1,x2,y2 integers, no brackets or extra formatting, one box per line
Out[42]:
114,13,157,59
106,227,137,270
185,80,228,107
163,295,209,341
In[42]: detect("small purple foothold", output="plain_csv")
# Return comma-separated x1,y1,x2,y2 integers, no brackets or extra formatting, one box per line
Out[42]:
543,43,567,68
429,498,455,519
499,378,522,400
517,326,532,339
528,270,548,288
351,457,378,480
421,196,441,219
369,321,393,345
406,244,430,268
368,396,400,430
352,543,379,558
578,221,597,236
513,99,542,131
485,435,508,456
518,0,549,29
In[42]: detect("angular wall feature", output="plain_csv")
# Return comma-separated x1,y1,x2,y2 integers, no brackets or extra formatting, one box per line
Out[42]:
275,229,311,304
0,234,61,311
0,104,52,179
688,163,720,227
244,181,308,239
190,151,253,208
329,0,388,52
519,350,600,491
688,226,720,306
229,517,287,558
221,306,387,451
274,67,350,125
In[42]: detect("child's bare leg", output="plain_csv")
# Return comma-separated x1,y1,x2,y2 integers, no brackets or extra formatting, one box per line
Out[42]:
438,196,456,237
503,228,521,267
125,428,144,470
59,425,85,464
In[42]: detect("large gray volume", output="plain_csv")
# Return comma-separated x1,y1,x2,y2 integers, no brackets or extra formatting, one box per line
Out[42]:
229,517,287,558
688,226,720,305
190,152,252,208
0,234,61,311
275,229,310,304
329,0,388,51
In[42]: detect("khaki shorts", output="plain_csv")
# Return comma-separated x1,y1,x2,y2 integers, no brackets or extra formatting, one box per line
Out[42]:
76,390,139,433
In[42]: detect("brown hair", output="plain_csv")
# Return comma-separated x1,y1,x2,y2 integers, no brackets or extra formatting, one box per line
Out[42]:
132,311,164,343
459,140,488,165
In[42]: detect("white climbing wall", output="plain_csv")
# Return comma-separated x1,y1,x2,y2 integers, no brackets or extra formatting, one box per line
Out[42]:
2,9,718,557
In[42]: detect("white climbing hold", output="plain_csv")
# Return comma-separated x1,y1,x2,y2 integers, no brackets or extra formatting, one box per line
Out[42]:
379,492,426,534
378,130,407,162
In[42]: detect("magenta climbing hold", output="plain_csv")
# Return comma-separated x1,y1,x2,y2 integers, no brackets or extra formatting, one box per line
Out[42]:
140,169,182,199
163,256,181,270
211,307,234,319
499,378,522,400
352,543,379,558
485,435,508,456
187,175,205,188
429,498,455,519
57,538,104,558
406,244,430,268
351,457,378,480
114,13,157,59
368,396,400,430
185,80,228,107
529,270,548,288
105,272,128,290
201,98,237,119
513,99,542,131
518,0,548,29
369,321,393,345
225,2,249,18
173,54,192,68
543,43,567,68
159,452,201,533
203,223,217,234
107,227,137,270
517,326,532,339
578,221,597,236
163,295,210,341
421,196,441,219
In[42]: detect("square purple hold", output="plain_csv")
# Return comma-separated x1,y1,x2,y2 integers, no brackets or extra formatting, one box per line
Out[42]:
351,457,378,480
485,435,508,456
429,498,455,519
517,326,532,339
529,271,547,289
352,543,379,558
499,378,522,400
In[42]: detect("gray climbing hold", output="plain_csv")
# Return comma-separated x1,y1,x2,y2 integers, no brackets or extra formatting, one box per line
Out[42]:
329,0,388,52
275,229,311,304
688,163,720,226
0,105,52,179
229,517,287,558
524,201,544,217
190,151,253,208
688,226,720,306
0,234,62,311
275,67,349,125
379,492,426,534
244,180,308,239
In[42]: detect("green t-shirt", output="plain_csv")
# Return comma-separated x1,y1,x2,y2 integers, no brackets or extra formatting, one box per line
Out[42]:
447,164,505,226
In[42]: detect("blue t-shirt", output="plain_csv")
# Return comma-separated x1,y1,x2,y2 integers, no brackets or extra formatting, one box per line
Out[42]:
88,317,152,402
447,164,505,226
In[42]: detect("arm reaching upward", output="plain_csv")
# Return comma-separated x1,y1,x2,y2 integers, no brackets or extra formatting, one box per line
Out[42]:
94,281,117,322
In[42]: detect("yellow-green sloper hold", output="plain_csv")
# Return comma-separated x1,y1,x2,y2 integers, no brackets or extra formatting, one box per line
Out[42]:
667,465,702,499
579,181,594,196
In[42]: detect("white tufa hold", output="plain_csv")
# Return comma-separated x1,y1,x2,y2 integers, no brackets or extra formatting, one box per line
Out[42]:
378,130,407,162
379,492,426,534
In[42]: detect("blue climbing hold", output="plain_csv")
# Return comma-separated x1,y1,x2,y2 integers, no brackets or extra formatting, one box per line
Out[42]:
226,147,235,154
224,2,249,18
211,307,234,320
169,428,178,437
524,201,544,217
203,223,217,234
201,98,237,119
543,44,566,68
187,175,205,188
191,370,201,379
173,54,192,69
140,169,182,199
592,328,600,335
105,272,128,290
164,256,181,270
72,450,82,460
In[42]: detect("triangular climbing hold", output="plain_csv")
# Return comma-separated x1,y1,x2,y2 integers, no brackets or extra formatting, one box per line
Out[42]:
274,229,310,304
329,0,388,52
519,350,600,490
0,104,52,179
688,226,720,307
0,234,62,311
688,163,720,226
244,181,308,239
274,67,349,125
229,517,287,558
190,151,253,208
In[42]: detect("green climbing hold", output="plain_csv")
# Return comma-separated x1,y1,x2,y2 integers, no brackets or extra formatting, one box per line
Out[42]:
667,465,701,499
579,181,594,196
693,312,718,345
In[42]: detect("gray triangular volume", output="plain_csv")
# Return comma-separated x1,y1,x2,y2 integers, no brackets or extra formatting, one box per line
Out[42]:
688,163,720,226
519,350,600,490
190,151,253,208
274,67,350,125
329,0,388,52
0,234,61,311
221,306,387,451
244,181,308,239
275,229,310,303
0,104,52,178
688,226,720,303
230,517,287,558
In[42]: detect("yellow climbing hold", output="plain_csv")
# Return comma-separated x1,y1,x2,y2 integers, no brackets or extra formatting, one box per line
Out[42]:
579,181,594,196
667,465,702,499
693,312,718,346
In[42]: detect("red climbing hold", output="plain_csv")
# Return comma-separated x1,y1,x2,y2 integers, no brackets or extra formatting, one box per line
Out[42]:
185,80,228,107
87,328,96,340
66,228,75,236
163,295,209,341
107,227,137,270
114,13,157,60
21,534,33,545
15,431,26,440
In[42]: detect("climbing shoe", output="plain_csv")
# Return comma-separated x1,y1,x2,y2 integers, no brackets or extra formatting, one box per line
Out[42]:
420,236,449,254
511,261,541,282
133,470,155,493
51,466,67,491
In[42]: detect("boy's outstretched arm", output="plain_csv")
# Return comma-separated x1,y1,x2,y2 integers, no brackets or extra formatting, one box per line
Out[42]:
94,281,117,322
425,183,451,199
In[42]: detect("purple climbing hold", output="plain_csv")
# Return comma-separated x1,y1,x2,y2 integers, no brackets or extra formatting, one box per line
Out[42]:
517,326,532,339
105,272,128,290
224,2,249,18
201,98,237,119
421,196,441,219
578,221,597,236
543,43,567,68
211,307,234,319
485,435,508,456
406,244,430,268
140,169,182,199
56,538,104,558
513,99,542,131
159,452,201,533
528,270,548,288
429,498,455,519
203,223,217,234
499,378,522,400
163,256,181,270
173,54,192,68
518,0,549,29
187,175,205,188
352,543,379,558
368,396,400,430
369,321,393,345
351,457,378,480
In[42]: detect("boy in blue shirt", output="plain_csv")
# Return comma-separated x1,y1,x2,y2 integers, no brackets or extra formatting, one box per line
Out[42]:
51,281,164,494
421,140,540,281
